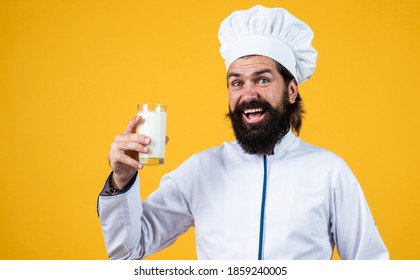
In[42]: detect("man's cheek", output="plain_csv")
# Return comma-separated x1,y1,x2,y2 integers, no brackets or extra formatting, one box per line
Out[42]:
229,102,237,112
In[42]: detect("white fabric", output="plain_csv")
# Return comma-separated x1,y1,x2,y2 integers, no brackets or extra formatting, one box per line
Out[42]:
218,5,318,84
98,130,389,260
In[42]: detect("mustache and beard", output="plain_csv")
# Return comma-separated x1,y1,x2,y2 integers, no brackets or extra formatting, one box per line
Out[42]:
227,90,291,155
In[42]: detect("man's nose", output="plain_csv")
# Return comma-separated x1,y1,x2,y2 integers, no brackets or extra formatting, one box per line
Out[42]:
242,83,259,102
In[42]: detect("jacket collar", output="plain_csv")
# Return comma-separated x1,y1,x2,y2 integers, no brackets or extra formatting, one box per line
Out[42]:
270,129,298,158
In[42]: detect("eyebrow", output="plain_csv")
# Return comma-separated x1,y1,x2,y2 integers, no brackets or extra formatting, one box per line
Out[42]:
227,68,274,80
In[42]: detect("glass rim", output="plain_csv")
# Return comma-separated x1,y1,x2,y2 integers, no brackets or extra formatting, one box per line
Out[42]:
137,103,167,112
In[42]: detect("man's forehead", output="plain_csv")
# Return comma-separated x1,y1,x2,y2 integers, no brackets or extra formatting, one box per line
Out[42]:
227,56,277,77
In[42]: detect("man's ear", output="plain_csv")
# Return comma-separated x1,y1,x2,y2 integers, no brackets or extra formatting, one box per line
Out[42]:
288,80,299,104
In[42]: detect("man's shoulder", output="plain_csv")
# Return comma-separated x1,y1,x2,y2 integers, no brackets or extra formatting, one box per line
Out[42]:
291,137,344,163
194,140,242,159
166,141,241,179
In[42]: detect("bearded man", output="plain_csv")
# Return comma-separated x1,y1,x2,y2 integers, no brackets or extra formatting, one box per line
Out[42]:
98,5,389,260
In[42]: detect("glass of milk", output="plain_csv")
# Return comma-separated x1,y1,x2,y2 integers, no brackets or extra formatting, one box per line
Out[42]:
137,103,167,165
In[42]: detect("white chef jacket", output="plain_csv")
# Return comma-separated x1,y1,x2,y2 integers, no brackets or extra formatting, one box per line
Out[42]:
98,130,389,260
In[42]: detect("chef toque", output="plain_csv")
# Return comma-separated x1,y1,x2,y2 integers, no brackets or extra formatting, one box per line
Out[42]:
218,5,317,84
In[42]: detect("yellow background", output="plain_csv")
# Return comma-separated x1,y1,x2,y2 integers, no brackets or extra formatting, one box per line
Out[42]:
1,0,419,260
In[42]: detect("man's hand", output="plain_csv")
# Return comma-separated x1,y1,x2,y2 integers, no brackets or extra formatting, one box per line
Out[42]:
108,116,150,189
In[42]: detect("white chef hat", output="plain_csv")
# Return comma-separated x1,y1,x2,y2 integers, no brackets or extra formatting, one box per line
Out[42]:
218,5,317,84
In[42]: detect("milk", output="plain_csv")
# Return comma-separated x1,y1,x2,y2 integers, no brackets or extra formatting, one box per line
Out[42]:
137,110,167,165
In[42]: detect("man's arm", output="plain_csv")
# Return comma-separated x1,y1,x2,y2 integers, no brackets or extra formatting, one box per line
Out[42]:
330,158,389,260
98,116,193,259
98,170,194,259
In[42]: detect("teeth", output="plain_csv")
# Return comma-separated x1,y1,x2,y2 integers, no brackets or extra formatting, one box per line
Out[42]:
244,108,263,114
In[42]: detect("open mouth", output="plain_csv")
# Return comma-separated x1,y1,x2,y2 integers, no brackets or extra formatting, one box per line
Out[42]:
243,107,267,123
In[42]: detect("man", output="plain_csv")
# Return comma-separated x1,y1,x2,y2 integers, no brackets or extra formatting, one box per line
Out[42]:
98,5,389,260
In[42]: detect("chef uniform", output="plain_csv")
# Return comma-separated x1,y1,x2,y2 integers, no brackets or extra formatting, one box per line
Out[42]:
98,5,389,260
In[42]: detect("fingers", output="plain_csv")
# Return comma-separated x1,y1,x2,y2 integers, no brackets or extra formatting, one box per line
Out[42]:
109,148,142,170
110,140,148,154
114,133,151,145
124,115,142,134
108,117,148,172
109,117,170,176
110,134,150,168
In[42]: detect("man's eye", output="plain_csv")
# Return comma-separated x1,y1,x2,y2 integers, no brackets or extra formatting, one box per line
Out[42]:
258,78,269,84
231,81,242,87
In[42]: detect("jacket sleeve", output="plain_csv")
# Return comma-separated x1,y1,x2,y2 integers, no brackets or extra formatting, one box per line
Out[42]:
97,169,194,259
330,157,389,260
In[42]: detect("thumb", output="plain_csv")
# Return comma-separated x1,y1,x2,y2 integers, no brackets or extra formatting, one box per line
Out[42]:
124,116,142,134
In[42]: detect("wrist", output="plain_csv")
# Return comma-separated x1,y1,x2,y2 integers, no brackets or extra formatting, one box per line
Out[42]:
112,171,136,190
